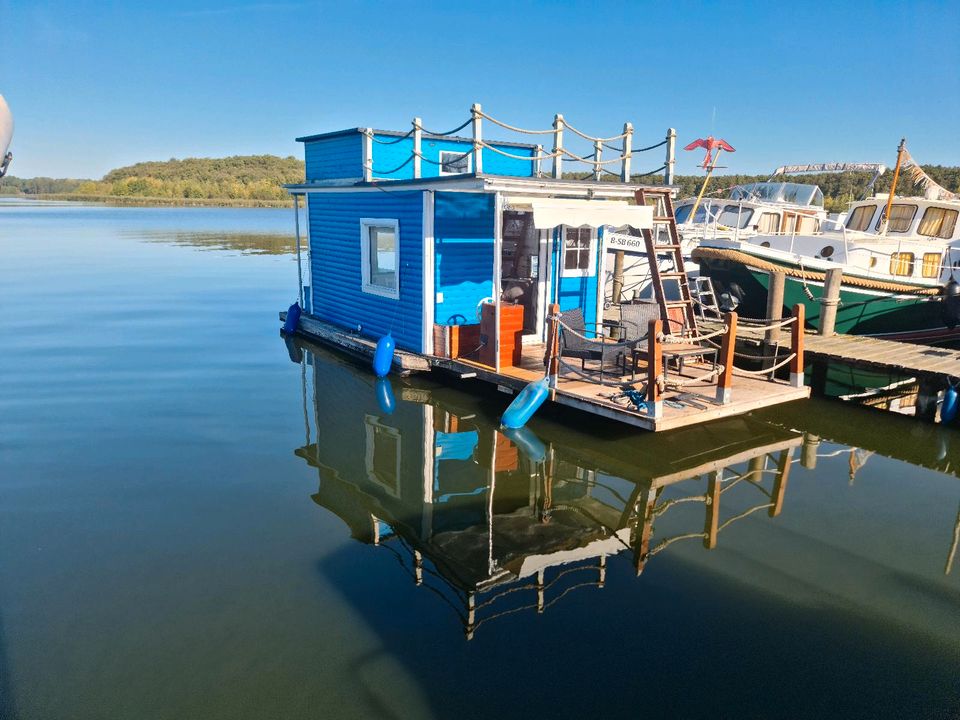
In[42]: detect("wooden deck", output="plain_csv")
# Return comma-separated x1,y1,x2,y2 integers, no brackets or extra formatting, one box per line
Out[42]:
432,343,809,432
284,311,809,432
803,333,960,381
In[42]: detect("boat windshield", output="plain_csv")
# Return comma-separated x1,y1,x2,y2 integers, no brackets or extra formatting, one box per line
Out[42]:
729,182,824,208
716,205,755,229
675,201,753,229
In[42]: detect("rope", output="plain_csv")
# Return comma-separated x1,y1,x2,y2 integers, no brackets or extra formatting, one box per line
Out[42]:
562,120,628,143
731,353,796,376
370,128,414,145
632,139,669,153
370,154,415,176
633,165,667,178
477,111,556,135
691,246,941,296
736,317,797,333
560,147,625,165
417,118,472,137
480,142,561,162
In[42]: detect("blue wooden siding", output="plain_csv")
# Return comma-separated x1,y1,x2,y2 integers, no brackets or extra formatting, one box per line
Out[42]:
307,191,424,351
305,134,363,181
433,192,495,326
372,134,535,179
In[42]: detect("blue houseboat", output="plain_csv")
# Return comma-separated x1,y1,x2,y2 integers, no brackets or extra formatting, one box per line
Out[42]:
282,105,810,431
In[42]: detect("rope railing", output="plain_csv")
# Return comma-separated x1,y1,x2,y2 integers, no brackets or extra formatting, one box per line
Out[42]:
359,104,676,183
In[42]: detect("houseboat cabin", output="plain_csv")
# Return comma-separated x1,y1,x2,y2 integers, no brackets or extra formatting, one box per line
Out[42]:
284,106,810,431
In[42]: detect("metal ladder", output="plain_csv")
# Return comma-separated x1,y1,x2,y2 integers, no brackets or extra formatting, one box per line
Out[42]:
692,276,722,320
636,188,699,338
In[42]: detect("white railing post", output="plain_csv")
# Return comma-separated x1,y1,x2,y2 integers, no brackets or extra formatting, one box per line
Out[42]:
593,139,602,181
534,144,543,178
552,113,564,179
664,127,676,185
413,117,422,179
621,122,633,183
471,103,483,175
362,128,373,182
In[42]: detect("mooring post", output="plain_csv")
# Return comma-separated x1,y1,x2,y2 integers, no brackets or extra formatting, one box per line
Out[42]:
819,267,843,336
717,311,738,404
646,318,663,418
664,128,677,185
544,303,561,397
611,251,625,306
801,433,820,469
790,303,805,388
764,271,786,369
552,114,564,179
621,122,633,182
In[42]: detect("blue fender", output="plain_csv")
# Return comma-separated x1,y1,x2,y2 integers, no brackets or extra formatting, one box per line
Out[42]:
373,333,395,378
502,425,546,463
283,302,302,334
375,378,396,415
502,377,550,429
942,386,959,424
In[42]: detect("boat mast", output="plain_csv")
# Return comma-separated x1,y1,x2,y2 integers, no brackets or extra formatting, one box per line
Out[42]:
880,138,906,235
688,149,723,228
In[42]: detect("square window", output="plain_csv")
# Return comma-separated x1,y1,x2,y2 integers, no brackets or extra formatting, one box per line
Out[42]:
360,219,399,298
562,227,595,277
439,150,472,176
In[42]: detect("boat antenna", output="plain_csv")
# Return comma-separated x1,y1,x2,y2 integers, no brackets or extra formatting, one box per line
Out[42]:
879,138,906,236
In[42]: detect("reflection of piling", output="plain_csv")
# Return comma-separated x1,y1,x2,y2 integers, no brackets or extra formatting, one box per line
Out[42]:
703,471,721,549
801,433,820,469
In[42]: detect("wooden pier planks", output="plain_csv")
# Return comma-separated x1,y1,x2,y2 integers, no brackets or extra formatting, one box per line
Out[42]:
804,333,960,380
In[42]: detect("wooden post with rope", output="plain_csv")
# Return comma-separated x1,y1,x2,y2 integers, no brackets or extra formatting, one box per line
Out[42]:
646,318,663,418
544,303,561,399
819,268,843,336
471,103,483,175
716,311,737,404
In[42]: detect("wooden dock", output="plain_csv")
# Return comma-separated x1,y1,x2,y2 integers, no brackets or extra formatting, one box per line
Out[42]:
803,333,960,381
282,309,810,432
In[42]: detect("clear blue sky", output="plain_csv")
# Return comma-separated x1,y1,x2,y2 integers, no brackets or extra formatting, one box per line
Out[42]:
2,0,958,179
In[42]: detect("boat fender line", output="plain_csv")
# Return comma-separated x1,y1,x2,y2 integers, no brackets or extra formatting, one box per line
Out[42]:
501,377,550,429
282,302,302,335
691,247,940,296
941,385,959,424
375,378,396,415
373,333,395,378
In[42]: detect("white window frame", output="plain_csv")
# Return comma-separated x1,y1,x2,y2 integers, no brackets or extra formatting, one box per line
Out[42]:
360,218,400,299
364,415,402,498
560,225,598,278
438,150,473,176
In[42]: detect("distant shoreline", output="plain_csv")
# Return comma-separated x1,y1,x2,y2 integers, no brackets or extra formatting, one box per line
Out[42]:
14,193,294,208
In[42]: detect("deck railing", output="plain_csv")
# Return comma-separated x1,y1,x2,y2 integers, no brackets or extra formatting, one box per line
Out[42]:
363,103,677,184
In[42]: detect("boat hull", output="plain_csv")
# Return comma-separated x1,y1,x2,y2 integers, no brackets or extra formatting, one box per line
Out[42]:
697,254,960,344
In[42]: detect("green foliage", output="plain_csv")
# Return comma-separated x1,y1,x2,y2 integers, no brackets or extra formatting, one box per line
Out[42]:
0,155,305,202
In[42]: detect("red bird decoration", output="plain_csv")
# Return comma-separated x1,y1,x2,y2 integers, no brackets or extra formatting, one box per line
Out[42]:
684,136,736,169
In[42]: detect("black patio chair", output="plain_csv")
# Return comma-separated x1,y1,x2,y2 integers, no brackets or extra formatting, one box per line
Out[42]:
558,307,633,382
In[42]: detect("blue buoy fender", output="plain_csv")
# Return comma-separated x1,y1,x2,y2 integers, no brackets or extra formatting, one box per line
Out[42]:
942,386,958,423
283,302,302,334
502,377,550,429
373,333,395,378
375,378,396,415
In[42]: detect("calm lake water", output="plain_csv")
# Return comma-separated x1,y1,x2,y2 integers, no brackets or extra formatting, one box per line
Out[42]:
0,200,958,719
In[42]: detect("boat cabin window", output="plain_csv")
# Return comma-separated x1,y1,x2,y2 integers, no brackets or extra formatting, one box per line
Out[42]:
922,252,943,278
846,205,877,232
674,204,692,224
674,202,719,225
875,204,917,233
562,226,596,277
889,252,914,277
757,213,779,233
360,218,400,298
439,150,472,176
917,207,959,239
717,205,754,229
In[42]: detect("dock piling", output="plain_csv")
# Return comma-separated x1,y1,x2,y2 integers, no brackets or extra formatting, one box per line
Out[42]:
819,268,843,336
790,304,805,388
717,312,738,404
763,271,786,370
646,319,663,418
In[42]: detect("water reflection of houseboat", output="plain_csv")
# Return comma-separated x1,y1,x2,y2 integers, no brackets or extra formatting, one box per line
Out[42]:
292,340,801,638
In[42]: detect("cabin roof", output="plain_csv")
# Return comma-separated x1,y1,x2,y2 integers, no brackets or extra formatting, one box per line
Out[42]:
295,127,538,150
286,172,672,199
